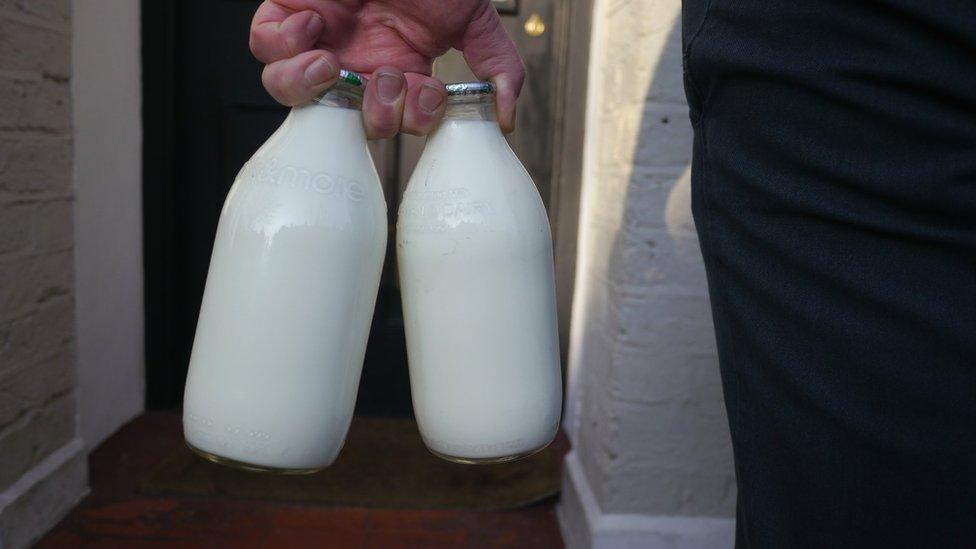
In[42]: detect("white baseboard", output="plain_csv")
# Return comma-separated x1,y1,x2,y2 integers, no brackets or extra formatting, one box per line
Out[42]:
557,451,735,549
0,438,88,549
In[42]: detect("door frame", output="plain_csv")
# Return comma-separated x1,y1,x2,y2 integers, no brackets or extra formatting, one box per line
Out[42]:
547,0,593,362
142,0,179,409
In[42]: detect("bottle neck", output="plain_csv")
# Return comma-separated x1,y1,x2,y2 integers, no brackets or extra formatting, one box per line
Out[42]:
427,97,506,155
312,69,365,109
442,96,497,123
282,94,367,147
313,88,363,110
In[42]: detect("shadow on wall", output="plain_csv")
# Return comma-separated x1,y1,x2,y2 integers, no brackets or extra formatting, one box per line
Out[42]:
570,10,736,516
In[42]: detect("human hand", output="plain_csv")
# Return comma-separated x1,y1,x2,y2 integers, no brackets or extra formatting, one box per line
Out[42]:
249,0,526,138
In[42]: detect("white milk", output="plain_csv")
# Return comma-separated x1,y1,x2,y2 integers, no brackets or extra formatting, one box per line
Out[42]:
397,83,562,463
183,74,386,472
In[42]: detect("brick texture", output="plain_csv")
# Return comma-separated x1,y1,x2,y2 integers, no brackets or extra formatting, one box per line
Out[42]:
0,137,72,195
0,0,71,27
0,74,71,133
0,349,74,427
563,0,736,521
0,392,75,489
0,12,71,77
0,1,76,500
0,250,73,319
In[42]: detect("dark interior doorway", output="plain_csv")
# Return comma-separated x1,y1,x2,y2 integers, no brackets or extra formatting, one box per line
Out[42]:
141,0,410,414
141,0,580,415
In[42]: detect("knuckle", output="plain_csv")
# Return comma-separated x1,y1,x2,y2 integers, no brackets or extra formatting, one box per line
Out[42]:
261,67,276,91
281,70,306,101
283,34,301,58
513,59,527,83
249,34,269,61
249,25,275,61
400,116,422,136
248,34,260,58
401,121,432,137
262,66,296,105
367,117,399,139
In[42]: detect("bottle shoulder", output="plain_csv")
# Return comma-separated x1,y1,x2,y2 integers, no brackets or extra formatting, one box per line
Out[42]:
398,157,551,242
219,150,387,234
409,146,536,194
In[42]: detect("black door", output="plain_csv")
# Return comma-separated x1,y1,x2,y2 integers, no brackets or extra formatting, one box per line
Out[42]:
142,0,410,414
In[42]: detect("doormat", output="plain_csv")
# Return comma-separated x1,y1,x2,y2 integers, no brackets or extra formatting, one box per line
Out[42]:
140,417,566,510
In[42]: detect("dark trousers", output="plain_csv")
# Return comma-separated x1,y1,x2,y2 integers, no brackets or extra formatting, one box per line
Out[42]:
681,1,976,547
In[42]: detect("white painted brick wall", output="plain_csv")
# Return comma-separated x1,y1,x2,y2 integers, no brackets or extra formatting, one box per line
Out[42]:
561,0,735,541
0,2,87,547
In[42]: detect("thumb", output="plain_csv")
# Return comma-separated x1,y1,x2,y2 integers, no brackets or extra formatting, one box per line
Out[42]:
455,2,526,133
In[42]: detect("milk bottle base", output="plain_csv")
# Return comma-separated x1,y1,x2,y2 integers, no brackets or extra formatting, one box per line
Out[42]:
426,441,552,465
186,442,325,475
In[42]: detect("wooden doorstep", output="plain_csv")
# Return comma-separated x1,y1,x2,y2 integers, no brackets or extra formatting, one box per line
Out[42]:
36,412,565,549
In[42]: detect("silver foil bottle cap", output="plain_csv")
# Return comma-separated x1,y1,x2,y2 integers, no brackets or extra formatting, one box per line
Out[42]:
337,69,365,87
445,81,495,96
313,69,366,108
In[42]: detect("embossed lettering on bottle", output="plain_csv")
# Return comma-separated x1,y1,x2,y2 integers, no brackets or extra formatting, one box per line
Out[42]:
182,71,386,473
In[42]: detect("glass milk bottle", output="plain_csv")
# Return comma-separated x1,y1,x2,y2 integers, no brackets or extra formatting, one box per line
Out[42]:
397,82,562,463
183,71,386,473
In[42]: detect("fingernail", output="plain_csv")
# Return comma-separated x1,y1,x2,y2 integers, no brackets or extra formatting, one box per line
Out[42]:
376,73,404,103
306,13,324,39
305,56,335,86
418,84,445,113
